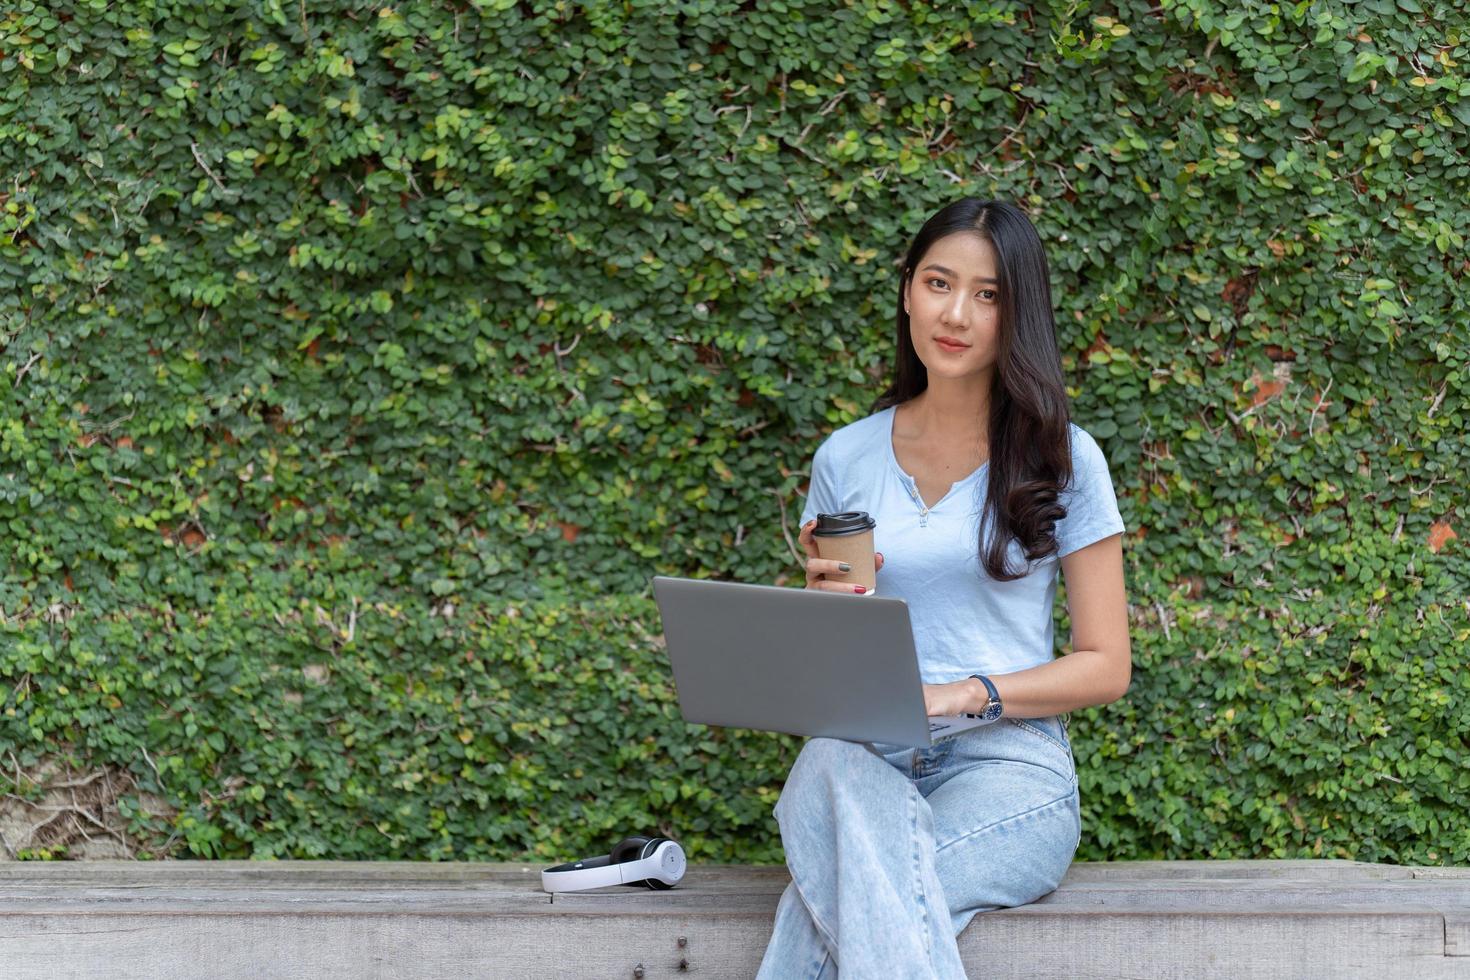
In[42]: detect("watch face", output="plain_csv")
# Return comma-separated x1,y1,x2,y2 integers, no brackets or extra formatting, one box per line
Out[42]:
983,701,1003,722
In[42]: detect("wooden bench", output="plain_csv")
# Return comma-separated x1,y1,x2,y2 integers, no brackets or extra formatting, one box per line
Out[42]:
2,859,1466,978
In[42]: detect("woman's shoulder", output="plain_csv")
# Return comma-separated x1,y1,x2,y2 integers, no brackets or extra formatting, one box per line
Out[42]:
813,405,894,463
1065,420,1103,456
1063,420,1114,488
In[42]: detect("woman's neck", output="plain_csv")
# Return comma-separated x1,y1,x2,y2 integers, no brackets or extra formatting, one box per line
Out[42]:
901,384,990,447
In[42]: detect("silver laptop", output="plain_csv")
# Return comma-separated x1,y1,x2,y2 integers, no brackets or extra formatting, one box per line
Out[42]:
650,576,991,749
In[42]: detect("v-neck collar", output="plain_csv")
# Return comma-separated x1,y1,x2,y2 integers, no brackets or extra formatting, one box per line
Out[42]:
884,404,989,511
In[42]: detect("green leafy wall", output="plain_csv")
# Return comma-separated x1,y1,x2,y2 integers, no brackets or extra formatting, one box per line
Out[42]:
2,0,1466,864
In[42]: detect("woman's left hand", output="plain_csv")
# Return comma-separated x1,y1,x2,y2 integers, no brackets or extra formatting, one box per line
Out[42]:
922,680,977,718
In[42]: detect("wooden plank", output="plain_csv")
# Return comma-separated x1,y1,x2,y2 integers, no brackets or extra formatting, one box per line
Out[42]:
1413,867,1470,880
0,861,550,885
2,859,1457,888
1443,912,1470,956
0,859,1466,978
2,861,1467,916
1030,880,1470,909
959,907,1461,980
0,908,1462,980
1057,859,1424,882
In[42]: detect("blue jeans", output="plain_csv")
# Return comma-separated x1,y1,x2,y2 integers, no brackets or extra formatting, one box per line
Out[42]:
756,715,1081,979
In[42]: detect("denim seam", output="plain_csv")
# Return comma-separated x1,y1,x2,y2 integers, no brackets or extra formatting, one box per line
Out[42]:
933,791,1075,854
1006,717,1070,759
785,855,841,967
1007,720,1077,783
912,786,940,978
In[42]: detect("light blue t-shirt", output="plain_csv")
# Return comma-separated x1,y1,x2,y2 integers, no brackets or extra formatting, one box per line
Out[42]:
799,404,1126,685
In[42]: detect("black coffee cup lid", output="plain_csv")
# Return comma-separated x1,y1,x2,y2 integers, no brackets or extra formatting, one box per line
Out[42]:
813,511,876,536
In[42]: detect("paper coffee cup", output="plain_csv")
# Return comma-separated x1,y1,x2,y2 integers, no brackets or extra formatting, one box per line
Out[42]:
812,511,877,594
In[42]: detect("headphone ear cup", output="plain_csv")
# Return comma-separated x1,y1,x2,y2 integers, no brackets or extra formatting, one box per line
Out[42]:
609,835,655,867
610,835,656,888
609,835,674,890
638,836,677,890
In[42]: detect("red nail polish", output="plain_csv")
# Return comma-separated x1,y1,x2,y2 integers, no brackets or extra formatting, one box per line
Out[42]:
854,585,867,594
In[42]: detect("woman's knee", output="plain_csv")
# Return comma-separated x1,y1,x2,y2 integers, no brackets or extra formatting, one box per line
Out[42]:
776,738,881,820
938,793,1079,914
797,737,874,780
780,738,848,802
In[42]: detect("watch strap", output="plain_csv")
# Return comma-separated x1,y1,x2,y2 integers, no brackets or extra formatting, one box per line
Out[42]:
966,673,1003,722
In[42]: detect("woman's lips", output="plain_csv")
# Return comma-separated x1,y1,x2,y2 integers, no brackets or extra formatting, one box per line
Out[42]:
936,338,969,353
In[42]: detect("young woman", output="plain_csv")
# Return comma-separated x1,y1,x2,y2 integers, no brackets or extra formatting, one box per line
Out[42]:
757,198,1132,978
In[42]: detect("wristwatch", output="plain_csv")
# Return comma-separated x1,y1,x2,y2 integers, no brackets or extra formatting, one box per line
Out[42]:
964,674,1004,723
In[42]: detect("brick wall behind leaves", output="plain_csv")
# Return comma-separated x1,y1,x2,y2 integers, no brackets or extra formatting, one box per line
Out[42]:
1,1,1466,864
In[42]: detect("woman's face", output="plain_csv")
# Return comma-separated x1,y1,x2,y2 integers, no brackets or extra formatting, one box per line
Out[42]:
902,232,1001,381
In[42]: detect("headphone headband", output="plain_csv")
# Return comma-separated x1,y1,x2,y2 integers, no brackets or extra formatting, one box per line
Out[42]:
541,836,687,893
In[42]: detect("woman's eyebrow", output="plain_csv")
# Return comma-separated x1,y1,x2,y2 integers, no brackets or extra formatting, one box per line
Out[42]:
920,263,998,284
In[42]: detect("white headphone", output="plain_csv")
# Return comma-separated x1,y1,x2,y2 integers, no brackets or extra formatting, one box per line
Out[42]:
541,835,687,893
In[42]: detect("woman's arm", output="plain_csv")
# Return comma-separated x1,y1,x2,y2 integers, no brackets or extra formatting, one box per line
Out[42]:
923,533,1132,719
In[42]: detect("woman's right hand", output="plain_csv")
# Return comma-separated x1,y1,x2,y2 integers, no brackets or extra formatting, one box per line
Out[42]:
799,519,885,593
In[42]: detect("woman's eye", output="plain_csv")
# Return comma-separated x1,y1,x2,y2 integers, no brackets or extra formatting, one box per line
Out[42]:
928,279,996,301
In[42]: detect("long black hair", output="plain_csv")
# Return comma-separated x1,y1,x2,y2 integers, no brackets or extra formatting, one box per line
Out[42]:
872,198,1073,582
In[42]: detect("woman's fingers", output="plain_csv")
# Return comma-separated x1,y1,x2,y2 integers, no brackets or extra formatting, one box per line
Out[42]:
801,521,883,590
803,522,884,563
798,519,820,556
807,558,855,577
810,579,868,594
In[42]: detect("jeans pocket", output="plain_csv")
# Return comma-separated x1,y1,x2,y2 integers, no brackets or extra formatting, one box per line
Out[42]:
1005,716,1075,778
